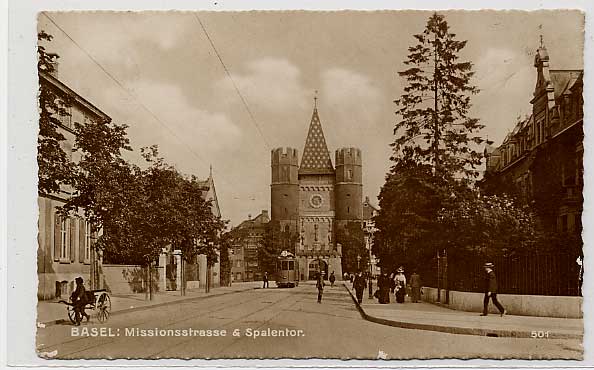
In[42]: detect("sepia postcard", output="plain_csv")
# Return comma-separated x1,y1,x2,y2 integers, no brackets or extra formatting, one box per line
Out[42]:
5,5,590,365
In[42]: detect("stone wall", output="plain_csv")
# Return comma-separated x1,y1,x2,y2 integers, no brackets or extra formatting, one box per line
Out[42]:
421,287,582,318
102,264,162,295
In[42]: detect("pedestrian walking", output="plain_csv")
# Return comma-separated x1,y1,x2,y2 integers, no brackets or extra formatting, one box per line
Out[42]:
329,271,336,287
316,272,325,303
394,267,407,303
353,271,366,304
481,262,506,317
410,270,422,303
263,272,269,289
377,272,390,304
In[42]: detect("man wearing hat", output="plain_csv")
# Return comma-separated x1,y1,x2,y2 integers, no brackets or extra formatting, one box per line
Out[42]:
70,276,90,325
481,263,506,317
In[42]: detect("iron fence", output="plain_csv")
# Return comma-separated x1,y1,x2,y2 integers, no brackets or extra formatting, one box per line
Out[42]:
421,253,582,297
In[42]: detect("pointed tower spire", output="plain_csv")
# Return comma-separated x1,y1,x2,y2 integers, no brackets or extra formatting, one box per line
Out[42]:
299,93,334,175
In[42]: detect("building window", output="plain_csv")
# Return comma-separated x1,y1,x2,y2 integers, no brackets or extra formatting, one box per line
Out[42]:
57,101,72,128
84,221,92,261
347,169,353,180
60,217,70,260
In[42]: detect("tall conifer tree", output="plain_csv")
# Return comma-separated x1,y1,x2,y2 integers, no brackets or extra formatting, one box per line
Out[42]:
393,13,484,180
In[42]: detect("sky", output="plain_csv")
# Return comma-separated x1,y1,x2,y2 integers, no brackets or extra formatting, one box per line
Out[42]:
37,10,584,227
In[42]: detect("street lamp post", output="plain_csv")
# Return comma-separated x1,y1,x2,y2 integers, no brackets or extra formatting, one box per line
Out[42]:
364,222,375,299
357,255,361,271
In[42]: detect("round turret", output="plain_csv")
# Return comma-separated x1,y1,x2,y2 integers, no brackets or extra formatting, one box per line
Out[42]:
271,147,299,223
334,147,363,220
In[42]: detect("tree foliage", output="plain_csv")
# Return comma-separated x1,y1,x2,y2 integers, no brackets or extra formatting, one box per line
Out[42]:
374,14,546,271
437,192,540,259
257,221,286,275
337,221,368,274
373,159,443,269
37,30,74,195
393,13,484,180
219,233,232,286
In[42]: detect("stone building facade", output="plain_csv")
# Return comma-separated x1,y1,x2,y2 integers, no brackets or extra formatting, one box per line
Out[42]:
481,42,583,240
37,71,107,300
271,103,363,280
228,210,270,282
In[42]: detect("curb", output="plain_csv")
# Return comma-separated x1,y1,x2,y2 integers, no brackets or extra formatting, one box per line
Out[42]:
39,286,259,327
343,285,582,340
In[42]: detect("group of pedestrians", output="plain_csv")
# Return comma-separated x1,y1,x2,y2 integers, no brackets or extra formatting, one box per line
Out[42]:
374,267,421,304
312,262,506,317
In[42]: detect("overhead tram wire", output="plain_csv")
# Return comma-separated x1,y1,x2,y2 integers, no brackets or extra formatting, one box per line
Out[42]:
193,13,271,151
40,12,211,171
40,12,262,210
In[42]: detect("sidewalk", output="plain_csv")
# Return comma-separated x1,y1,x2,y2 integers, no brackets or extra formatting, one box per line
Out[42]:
37,281,261,326
344,283,583,339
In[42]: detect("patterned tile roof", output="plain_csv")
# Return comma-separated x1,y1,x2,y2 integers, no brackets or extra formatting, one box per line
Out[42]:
299,108,334,174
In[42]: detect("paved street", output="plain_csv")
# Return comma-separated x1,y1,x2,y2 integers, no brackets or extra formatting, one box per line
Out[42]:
36,284,582,360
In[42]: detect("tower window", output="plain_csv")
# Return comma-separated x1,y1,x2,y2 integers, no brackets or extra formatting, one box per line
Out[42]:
347,169,353,180
347,206,350,214
284,208,287,215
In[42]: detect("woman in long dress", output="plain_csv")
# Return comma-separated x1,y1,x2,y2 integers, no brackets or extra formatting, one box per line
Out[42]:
394,267,407,303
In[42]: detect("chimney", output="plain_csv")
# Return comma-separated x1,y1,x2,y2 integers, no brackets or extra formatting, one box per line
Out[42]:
262,210,269,220
247,214,252,221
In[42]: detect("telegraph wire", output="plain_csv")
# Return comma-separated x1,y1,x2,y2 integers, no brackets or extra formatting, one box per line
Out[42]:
41,12,211,171
40,12,268,220
193,13,271,151
40,13,255,213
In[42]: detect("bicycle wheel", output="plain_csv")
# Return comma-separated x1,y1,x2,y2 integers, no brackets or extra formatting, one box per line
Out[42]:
96,293,111,323
67,305,76,324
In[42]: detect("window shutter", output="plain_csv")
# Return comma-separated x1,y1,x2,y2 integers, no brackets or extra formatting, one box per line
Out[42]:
79,219,86,263
53,214,61,261
70,218,76,262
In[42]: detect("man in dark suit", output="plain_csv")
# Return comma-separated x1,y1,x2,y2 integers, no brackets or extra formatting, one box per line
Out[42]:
353,271,366,304
410,270,422,303
71,276,90,325
263,272,269,288
481,263,506,317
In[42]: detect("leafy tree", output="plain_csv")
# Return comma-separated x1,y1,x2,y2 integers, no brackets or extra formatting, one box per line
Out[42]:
373,157,445,270
219,232,232,286
61,115,132,231
375,13,486,271
437,192,540,259
337,221,368,274
393,13,484,180
258,221,282,276
37,31,74,195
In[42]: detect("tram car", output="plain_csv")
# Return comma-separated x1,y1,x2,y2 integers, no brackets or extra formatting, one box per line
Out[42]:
275,250,300,288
